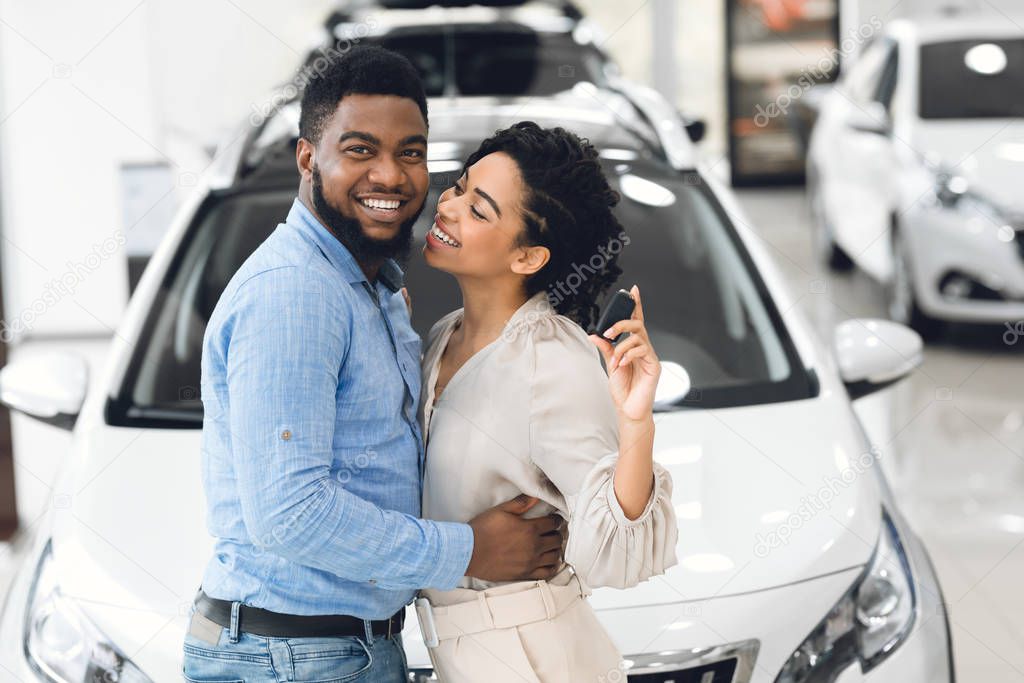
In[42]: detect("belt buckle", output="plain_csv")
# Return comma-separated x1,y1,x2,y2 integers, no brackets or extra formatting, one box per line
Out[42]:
414,597,439,648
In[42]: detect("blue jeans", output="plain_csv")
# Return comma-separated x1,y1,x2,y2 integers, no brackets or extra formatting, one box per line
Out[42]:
182,609,408,683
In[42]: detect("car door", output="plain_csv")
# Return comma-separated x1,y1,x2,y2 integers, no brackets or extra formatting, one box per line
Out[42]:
825,37,901,280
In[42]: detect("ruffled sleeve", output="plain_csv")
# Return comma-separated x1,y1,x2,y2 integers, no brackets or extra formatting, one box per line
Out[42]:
525,312,678,590
564,452,677,589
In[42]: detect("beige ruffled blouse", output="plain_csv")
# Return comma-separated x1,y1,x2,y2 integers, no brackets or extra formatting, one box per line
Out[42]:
419,293,678,601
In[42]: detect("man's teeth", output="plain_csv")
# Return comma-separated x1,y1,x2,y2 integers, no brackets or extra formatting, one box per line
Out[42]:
430,224,461,247
361,198,401,210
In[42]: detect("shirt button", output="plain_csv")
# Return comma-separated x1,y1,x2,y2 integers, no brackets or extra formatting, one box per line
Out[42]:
281,430,292,441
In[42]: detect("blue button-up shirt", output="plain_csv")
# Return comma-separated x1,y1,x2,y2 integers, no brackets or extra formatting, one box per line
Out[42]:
199,198,473,618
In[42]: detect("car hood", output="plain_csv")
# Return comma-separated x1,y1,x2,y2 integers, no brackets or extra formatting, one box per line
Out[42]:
50,391,881,675
589,393,881,610
914,120,1024,213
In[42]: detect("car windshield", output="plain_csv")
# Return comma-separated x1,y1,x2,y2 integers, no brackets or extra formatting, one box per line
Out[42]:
919,38,1024,119
110,165,812,427
340,27,607,97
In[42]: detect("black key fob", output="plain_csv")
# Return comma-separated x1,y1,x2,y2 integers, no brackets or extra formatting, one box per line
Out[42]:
595,289,636,344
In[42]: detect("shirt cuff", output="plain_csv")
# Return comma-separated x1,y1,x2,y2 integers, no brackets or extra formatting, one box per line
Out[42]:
421,521,475,590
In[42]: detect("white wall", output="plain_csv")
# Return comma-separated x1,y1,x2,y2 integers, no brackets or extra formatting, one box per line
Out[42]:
0,0,332,344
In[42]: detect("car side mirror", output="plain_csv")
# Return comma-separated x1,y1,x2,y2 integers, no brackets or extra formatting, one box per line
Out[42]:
680,115,706,143
833,319,921,400
654,360,691,409
846,101,890,135
0,352,89,430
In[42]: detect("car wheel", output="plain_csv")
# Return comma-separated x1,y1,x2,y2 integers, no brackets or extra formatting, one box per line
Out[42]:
809,181,854,271
889,229,943,340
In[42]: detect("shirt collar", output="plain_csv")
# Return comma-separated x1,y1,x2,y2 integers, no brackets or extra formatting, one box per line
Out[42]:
286,198,405,293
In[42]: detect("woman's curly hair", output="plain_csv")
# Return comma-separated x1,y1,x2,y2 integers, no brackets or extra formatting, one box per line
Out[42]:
463,121,625,331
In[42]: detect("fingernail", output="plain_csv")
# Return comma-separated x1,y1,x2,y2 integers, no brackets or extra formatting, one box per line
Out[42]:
603,328,615,338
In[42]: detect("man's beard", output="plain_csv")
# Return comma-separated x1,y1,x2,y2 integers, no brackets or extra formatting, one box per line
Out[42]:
311,165,423,265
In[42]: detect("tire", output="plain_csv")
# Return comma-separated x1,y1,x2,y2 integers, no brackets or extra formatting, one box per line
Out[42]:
808,179,854,271
888,228,943,341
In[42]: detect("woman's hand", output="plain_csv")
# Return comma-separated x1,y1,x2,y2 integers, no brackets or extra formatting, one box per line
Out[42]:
589,285,661,422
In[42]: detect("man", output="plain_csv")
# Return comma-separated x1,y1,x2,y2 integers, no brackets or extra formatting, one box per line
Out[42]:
183,46,564,682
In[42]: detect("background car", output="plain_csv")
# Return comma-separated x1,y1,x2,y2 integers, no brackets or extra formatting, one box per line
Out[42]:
309,0,616,99
806,9,1024,338
0,78,952,682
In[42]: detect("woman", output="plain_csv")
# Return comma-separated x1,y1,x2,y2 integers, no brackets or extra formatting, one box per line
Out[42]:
417,122,678,682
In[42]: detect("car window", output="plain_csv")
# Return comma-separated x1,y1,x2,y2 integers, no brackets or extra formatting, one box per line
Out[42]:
842,38,895,105
875,45,899,110
108,167,812,427
353,27,607,97
919,38,1024,118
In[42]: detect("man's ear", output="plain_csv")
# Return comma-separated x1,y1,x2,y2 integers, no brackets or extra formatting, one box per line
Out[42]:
510,245,550,277
296,138,315,181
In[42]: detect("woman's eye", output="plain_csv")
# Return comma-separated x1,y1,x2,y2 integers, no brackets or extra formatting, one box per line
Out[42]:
470,206,486,221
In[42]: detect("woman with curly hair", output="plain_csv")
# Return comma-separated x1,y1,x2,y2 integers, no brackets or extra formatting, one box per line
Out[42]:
417,121,679,682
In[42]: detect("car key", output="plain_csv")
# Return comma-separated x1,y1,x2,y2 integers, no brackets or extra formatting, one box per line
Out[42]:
594,289,636,344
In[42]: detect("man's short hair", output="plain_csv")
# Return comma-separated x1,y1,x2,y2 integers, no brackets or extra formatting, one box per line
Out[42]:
299,45,428,145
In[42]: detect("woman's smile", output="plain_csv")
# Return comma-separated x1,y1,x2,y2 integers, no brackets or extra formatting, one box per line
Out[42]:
426,214,462,248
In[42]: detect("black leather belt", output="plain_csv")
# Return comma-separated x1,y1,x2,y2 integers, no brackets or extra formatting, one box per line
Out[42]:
194,590,405,639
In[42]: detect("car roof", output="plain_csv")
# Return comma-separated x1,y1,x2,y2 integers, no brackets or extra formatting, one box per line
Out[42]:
327,0,586,38
888,10,1024,45
229,86,693,189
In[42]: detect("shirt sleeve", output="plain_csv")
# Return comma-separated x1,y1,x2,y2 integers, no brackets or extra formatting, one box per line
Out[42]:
527,315,677,590
224,267,473,591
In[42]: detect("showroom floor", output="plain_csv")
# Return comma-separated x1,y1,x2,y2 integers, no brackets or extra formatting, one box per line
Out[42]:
0,187,1021,681
737,187,1024,682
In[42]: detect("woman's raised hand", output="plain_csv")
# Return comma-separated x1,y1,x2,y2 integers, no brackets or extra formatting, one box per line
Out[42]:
589,285,661,422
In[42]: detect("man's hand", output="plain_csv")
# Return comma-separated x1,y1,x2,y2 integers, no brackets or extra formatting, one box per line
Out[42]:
401,287,412,317
465,494,566,582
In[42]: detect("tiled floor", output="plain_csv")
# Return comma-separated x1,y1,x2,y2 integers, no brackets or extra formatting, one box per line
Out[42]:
735,187,1024,682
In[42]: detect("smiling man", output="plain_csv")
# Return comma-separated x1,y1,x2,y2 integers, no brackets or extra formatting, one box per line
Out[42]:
185,46,566,682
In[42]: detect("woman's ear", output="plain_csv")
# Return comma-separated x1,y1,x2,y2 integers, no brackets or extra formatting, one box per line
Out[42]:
510,245,550,276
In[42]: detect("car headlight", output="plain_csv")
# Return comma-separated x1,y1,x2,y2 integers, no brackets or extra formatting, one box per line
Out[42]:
775,510,916,682
24,541,152,683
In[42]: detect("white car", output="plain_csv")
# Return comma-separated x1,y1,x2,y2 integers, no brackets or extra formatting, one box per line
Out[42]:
806,11,1024,337
0,82,952,682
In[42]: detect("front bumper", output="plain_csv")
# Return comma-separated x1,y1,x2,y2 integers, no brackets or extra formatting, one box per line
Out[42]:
4,522,952,683
403,558,952,682
902,203,1024,324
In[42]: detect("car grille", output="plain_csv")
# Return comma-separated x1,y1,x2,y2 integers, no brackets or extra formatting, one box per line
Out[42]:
623,640,759,683
628,657,737,682
409,640,759,683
